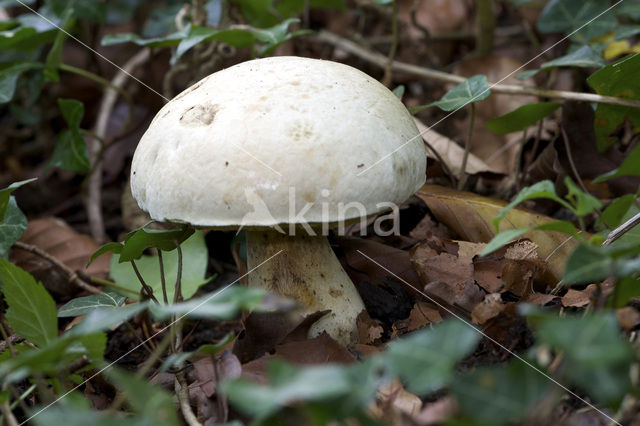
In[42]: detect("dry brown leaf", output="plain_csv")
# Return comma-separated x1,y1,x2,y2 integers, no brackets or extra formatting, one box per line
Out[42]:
356,311,384,345
416,184,576,283
456,241,487,259
373,379,422,421
406,301,443,331
471,293,505,325
10,217,110,297
414,396,459,425
414,118,499,175
398,0,468,37
409,214,454,240
616,307,640,331
561,289,591,308
521,293,559,306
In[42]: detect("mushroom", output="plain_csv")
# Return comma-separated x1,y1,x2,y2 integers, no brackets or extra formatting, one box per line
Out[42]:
130,56,426,346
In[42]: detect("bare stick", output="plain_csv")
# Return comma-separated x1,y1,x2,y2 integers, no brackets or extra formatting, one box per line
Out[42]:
87,49,150,243
12,241,103,295
603,212,640,246
176,371,202,426
315,31,640,109
458,103,476,190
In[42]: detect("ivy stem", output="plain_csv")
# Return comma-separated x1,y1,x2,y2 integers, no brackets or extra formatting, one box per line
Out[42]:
130,260,159,303
58,64,133,107
458,103,476,190
158,251,169,304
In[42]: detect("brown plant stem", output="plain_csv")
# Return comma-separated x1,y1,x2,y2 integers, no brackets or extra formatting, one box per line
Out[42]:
475,0,495,56
458,103,476,190
87,48,151,243
315,31,640,109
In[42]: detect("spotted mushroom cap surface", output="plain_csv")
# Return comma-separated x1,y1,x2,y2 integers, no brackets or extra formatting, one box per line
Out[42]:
130,56,426,227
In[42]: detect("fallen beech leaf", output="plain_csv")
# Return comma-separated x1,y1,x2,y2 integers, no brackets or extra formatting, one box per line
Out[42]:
616,307,640,331
561,288,591,308
521,293,559,306
11,217,110,297
192,350,241,397
356,311,384,345
406,301,443,331
233,310,325,363
374,379,422,419
457,241,487,259
416,184,576,284
409,214,454,240
414,396,459,425
471,293,505,325
414,118,499,175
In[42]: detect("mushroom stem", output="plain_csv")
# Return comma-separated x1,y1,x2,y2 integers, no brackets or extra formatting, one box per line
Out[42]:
246,229,365,346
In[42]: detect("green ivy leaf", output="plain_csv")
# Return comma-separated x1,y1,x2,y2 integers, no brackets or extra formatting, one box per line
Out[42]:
608,276,640,308
46,0,107,22
43,13,74,82
386,320,480,395
564,177,602,216
109,230,208,301
480,220,580,256
562,243,640,284
521,45,606,79
119,225,195,262
594,144,640,182
486,102,561,134
148,285,266,320
0,197,28,259
428,75,491,111
527,310,633,406
0,259,58,348
222,360,354,420
48,129,91,172
599,194,636,229
587,53,640,151
48,98,90,172
106,368,179,426
68,303,148,336
452,360,550,423
0,178,36,220
492,180,573,231
537,0,617,43
58,292,127,317
0,62,42,104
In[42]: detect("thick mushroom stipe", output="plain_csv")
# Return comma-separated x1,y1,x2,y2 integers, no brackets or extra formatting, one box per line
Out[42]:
246,229,364,346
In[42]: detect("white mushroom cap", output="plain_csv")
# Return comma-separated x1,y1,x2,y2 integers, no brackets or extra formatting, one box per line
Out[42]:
131,56,426,227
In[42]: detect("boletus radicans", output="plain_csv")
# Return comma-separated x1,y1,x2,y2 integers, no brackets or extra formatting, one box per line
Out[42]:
130,56,426,346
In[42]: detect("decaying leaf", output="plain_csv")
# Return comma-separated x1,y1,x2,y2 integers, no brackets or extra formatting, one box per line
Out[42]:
416,184,576,283
357,311,384,345
10,217,110,297
414,118,499,175
471,293,505,325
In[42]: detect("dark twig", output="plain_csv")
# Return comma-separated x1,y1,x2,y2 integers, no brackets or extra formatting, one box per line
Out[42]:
12,241,103,294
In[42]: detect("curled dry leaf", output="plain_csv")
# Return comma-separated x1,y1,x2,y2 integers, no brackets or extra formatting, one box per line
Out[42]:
414,118,499,176
356,311,384,345
373,379,423,422
471,293,505,325
10,217,110,297
616,307,640,331
416,184,576,284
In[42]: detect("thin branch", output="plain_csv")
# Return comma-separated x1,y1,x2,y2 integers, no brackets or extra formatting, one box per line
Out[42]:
458,103,476,190
603,212,640,246
382,0,399,87
87,48,150,243
315,31,640,109
176,371,202,426
12,241,103,294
